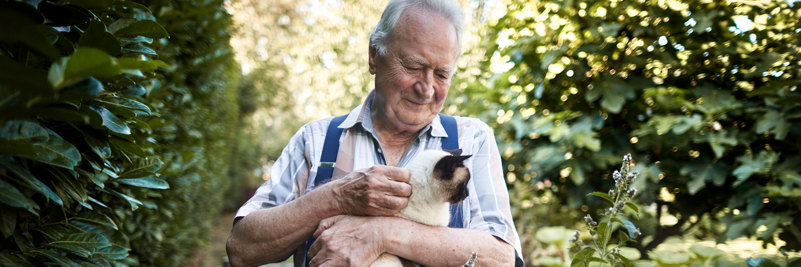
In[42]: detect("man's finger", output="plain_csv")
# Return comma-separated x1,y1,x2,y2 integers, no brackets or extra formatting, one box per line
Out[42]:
372,194,408,213
378,166,410,183
385,179,412,197
308,238,321,261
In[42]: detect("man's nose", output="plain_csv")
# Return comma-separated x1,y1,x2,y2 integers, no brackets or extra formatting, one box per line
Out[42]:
414,71,435,100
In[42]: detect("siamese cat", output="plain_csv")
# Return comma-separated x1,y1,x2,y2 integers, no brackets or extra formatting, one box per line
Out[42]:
371,149,472,267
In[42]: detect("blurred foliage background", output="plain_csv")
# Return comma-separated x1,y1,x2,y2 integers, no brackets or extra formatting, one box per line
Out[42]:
1,0,799,266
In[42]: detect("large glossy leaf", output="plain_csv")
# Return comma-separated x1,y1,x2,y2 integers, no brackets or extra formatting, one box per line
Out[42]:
115,57,168,72
0,157,63,205
61,77,105,97
111,190,141,211
87,104,131,135
119,156,162,177
73,212,118,230
51,169,88,203
113,19,168,38
60,47,121,88
122,43,157,55
78,20,121,56
0,7,60,60
28,249,82,267
94,96,152,116
117,177,169,189
48,232,111,251
0,121,81,168
94,245,129,260
0,180,39,214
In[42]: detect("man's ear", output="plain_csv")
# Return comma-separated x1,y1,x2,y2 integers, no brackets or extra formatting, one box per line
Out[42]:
368,45,377,75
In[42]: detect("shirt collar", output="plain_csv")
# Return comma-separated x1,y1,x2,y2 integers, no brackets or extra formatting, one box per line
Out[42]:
336,90,448,138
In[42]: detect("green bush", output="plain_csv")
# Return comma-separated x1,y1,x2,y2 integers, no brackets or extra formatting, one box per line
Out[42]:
0,0,169,265
0,0,244,265
129,0,241,264
454,0,801,260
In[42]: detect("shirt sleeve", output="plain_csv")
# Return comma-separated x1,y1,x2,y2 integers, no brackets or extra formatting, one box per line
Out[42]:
462,119,524,264
234,124,311,221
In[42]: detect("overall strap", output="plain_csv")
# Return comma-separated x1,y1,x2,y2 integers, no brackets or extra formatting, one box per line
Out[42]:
304,114,347,267
438,114,464,228
313,115,348,185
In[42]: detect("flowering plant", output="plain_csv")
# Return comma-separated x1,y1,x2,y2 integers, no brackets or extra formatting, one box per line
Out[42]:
570,154,641,266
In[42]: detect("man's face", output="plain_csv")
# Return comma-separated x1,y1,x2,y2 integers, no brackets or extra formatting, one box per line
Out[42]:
369,7,458,132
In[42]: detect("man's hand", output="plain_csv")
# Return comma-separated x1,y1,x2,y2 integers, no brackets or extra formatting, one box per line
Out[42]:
328,165,412,216
307,215,388,267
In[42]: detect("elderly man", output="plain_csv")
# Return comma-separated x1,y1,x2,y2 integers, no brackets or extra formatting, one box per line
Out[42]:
226,0,522,266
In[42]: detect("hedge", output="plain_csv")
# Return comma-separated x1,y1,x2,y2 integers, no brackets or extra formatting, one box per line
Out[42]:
0,0,243,265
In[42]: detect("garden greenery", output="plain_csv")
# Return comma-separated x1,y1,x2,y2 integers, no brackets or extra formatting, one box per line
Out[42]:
0,0,244,265
452,0,801,260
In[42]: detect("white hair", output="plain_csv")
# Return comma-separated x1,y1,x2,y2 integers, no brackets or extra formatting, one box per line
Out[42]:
369,0,464,56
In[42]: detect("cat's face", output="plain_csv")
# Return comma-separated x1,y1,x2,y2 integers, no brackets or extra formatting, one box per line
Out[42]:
432,153,472,204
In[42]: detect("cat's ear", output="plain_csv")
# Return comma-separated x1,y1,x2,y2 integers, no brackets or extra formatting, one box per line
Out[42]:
457,155,472,162
444,148,462,156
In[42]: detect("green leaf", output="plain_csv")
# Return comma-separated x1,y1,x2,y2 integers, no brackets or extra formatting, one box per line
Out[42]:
612,252,633,267
51,169,89,203
48,242,92,258
61,77,105,97
88,104,131,135
28,249,82,267
48,232,111,251
78,20,121,56
681,161,727,194
0,121,81,169
0,176,38,214
732,151,779,185
693,131,737,159
0,157,63,205
94,96,152,116
693,87,741,115
754,109,789,140
588,192,614,204
113,19,168,38
61,47,121,88
570,246,596,266
625,202,640,215
671,114,702,134
72,212,118,230
0,10,60,60
112,190,141,211
94,245,129,260
117,177,169,189
119,156,163,177
116,57,168,72
109,137,145,157
122,43,157,55
34,107,90,124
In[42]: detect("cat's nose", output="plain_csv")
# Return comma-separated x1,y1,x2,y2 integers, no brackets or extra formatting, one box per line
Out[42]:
448,180,469,203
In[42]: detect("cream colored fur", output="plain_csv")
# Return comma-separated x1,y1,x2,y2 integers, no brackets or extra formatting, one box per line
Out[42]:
370,150,467,267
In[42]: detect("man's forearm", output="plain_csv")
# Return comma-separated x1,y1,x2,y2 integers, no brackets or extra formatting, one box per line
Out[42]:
226,187,339,266
384,218,515,267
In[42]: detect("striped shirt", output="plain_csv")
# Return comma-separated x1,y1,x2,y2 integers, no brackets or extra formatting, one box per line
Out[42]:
236,91,522,265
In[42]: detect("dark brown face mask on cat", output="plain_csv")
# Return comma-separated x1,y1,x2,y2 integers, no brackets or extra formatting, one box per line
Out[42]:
432,154,472,204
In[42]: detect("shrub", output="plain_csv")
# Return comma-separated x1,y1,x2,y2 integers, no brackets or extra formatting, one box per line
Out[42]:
0,0,169,265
